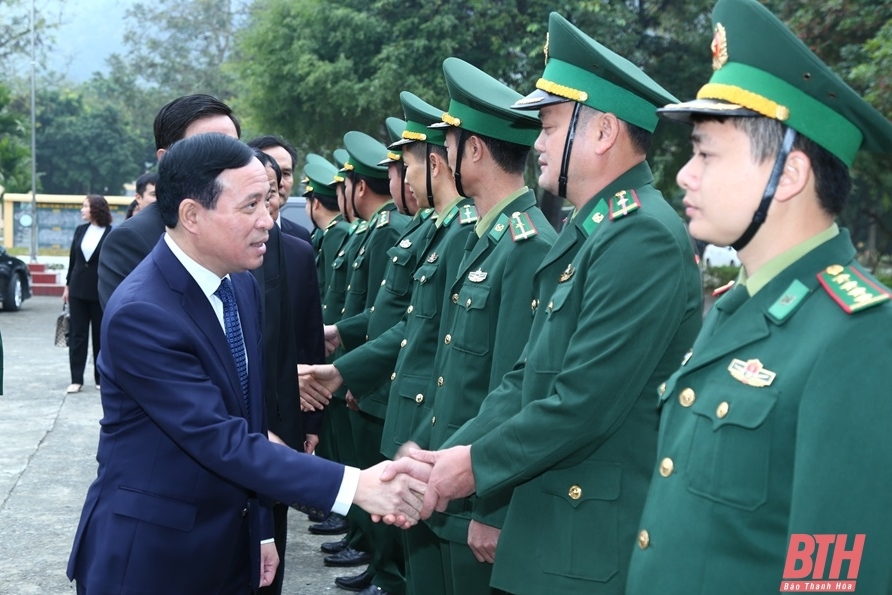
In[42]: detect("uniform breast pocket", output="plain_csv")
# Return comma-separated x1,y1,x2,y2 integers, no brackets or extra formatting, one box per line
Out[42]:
451,284,490,356
330,257,347,293
527,283,574,374
685,386,778,510
412,262,440,319
533,461,622,582
347,253,367,297
384,246,415,297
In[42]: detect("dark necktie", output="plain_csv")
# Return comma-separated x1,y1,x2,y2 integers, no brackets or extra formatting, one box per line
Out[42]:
214,277,249,413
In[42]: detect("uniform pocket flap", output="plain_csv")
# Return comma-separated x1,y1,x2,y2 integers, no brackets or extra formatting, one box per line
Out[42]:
113,486,197,532
457,284,489,311
387,246,413,266
397,373,430,402
691,386,777,431
541,461,622,507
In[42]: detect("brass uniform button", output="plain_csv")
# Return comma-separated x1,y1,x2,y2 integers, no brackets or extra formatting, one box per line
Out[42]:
437,377,444,387
340,307,345,314
370,306,375,313
638,530,650,550
658,382,666,396
659,457,674,477
390,372,396,381
679,388,695,407
531,299,538,309
444,334,451,344
346,284,351,291
716,401,729,419
400,339,407,348
392,256,398,262
364,335,368,342
415,394,424,404
568,485,582,500
466,298,472,307
322,305,327,310
452,293,458,304
407,305,413,314
547,301,554,311
381,279,386,286
420,275,427,284
431,416,436,426
353,262,359,269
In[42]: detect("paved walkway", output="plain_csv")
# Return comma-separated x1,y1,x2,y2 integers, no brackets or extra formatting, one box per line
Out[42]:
0,296,351,594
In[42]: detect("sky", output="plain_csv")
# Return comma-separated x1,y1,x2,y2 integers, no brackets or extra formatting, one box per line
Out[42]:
49,0,134,82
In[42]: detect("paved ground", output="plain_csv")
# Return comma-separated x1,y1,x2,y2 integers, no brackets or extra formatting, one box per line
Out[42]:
0,296,353,595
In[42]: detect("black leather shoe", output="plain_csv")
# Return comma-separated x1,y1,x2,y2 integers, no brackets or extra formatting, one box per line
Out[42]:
308,510,328,523
321,537,349,554
334,569,373,591
356,586,391,595
324,547,371,567
309,513,349,535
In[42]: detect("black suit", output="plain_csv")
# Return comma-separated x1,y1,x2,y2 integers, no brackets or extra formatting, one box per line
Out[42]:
253,225,325,595
279,216,312,243
66,223,111,386
97,202,165,308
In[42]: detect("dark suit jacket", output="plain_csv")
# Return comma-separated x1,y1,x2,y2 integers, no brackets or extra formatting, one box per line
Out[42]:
68,238,345,594
67,223,112,301
279,216,311,243
97,202,165,308
251,226,325,446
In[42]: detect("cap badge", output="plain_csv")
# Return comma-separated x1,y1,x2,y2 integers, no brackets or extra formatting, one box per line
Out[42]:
728,358,776,388
711,23,728,71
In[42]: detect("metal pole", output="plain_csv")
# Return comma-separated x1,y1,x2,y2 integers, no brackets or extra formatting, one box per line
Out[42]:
29,0,38,263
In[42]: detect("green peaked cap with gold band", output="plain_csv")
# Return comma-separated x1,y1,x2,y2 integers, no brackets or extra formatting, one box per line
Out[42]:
305,153,332,169
658,0,892,166
379,117,406,165
390,91,447,148
332,148,350,183
512,12,678,132
340,131,390,180
430,57,540,146
302,161,339,198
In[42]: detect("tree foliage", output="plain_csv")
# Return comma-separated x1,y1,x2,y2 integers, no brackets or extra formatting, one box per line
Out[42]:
0,83,31,192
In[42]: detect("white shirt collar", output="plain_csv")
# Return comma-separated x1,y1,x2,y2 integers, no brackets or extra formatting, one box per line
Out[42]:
164,233,228,330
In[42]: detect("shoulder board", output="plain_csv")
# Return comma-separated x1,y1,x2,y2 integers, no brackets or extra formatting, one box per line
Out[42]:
419,208,435,221
817,264,890,314
325,217,340,231
355,220,369,234
581,199,609,236
608,189,641,221
441,206,460,227
508,211,538,242
458,204,479,225
348,220,361,235
376,211,390,228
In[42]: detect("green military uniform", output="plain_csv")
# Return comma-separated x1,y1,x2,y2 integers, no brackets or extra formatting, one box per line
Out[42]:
435,16,702,595
303,160,350,303
406,58,556,595
626,1,892,593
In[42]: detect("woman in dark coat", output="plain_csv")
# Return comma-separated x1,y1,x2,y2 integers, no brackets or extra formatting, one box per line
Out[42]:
63,195,112,393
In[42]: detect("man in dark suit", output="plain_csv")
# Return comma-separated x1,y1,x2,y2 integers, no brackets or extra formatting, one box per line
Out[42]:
67,133,427,595
98,94,242,308
248,135,312,244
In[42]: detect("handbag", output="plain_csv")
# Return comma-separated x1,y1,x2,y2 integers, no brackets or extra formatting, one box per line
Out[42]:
55,304,70,348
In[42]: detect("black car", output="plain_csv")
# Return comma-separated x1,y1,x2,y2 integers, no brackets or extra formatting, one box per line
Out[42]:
0,247,32,311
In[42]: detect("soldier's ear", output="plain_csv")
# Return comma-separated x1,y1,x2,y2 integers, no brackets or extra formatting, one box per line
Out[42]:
774,150,811,204
593,112,621,156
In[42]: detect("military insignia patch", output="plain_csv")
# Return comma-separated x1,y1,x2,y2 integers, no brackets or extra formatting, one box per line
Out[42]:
399,239,412,249
711,23,728,71
509,212,538,242
767,279,810,323
468,269,488,283
377,211,391,228
356,221,369,234
559,263,575,283
608,190,641,221
420,208,435,220
817,264,891,314
348,220,361,234
582,199,609,236
489,214,510,242
427,252,438,264
459,204,479,225
441,206,459,227
728,358,776,387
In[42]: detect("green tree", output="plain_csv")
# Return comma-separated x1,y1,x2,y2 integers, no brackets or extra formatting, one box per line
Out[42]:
0,83,31,192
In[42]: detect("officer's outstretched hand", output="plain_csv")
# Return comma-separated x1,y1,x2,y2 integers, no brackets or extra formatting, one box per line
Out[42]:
380,445,476,520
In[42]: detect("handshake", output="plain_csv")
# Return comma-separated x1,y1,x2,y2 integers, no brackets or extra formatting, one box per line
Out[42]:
355,443,476,529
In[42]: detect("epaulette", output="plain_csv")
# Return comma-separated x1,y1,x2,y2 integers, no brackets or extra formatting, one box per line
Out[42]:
608,189,641,221
441,206,460,228
581,199,609,236
376,211,390,228
355,220,369,234
458,204,479,225
817,264,890,314
507,211,538,242
325,217,341,231
419,208,435,221
348,220,361,235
